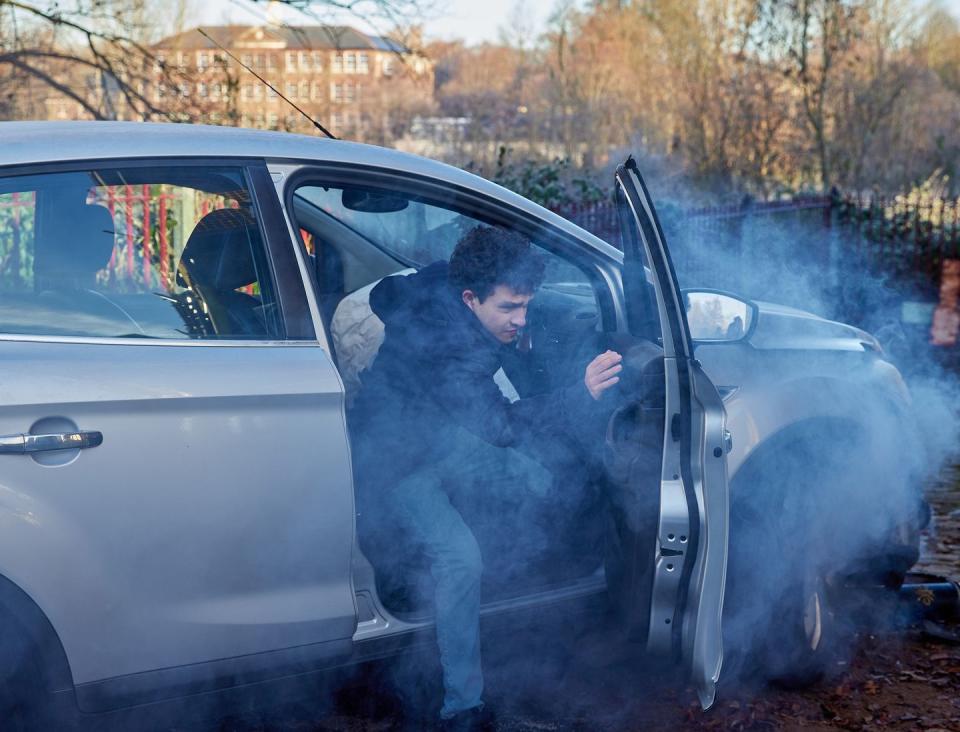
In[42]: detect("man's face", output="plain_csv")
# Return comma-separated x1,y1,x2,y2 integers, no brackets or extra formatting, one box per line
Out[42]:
462,285,534,344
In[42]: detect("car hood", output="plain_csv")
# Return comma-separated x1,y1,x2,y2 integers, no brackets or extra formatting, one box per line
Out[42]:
747,300,883,353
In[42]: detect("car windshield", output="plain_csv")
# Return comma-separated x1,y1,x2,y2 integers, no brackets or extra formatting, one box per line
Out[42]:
296,186,471,268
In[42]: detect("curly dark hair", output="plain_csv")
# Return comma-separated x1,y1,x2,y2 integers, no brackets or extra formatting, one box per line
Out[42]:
448,225,545,302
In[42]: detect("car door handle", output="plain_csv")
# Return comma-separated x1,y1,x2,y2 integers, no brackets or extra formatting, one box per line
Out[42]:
0,430,103,454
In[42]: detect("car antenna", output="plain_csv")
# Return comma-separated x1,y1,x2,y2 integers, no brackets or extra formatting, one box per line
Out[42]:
197,28,337,140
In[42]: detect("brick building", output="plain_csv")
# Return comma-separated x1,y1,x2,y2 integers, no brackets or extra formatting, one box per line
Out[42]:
38,24,434,142
154,25,433,139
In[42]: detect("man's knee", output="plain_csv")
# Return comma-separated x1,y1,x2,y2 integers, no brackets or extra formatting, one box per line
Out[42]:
441,532,483,584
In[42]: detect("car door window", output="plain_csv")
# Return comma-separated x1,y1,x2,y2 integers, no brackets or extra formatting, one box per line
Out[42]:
294,185,476,268
0,166,286,340
290,180,602,394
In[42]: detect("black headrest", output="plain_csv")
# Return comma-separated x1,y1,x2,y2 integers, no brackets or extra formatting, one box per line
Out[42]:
177,209,259,291
34,204,115,281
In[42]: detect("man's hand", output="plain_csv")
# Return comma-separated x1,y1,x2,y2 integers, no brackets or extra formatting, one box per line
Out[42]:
584,350,623,400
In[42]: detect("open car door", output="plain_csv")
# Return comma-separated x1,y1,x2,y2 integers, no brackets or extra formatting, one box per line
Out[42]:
614,156,730,708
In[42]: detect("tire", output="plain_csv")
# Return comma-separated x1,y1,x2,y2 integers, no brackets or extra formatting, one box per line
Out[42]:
763,562,838,688
0,620,49,731
722,435,844,688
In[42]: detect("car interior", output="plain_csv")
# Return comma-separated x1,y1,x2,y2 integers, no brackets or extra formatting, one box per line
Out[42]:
290,182,667,619
0,167,282,340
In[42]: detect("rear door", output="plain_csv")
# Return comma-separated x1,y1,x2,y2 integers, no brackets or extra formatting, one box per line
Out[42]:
615,157,729,708
0,160,356,708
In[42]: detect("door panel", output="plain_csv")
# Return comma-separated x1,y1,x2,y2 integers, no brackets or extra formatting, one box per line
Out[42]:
615,157,729,708
0,159,356,695
0,340,355,684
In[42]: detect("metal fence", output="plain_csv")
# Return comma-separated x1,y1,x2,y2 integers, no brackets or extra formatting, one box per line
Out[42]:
556,191,960,360
556,191,960,291
833,190,960,284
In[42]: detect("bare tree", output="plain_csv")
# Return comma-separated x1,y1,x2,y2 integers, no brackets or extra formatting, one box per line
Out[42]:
0,0,431,122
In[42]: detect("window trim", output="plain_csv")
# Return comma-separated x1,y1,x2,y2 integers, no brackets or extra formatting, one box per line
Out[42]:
0,157,316,346
280,163,619,331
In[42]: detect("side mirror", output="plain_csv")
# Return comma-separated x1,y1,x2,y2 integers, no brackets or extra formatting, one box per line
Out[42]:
682,289,757,343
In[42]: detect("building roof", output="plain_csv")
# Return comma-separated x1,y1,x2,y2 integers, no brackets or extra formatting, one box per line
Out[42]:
156,25,406,53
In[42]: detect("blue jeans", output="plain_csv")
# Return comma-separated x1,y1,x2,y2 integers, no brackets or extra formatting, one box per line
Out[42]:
377,429,553,719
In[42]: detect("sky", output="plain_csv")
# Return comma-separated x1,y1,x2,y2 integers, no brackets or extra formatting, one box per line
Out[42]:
190,0,960,46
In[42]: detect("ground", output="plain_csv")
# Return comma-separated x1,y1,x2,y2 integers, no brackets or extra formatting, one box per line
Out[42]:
187,462,960,732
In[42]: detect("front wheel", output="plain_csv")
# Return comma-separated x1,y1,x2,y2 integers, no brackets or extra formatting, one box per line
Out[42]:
763,563,839,687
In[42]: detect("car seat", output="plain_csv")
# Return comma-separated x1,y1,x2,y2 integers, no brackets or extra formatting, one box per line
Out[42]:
33,198,147,335
176,209,269,338
34,201,116,290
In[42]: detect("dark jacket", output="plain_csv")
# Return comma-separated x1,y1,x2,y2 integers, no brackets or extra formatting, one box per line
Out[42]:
349,262,595,487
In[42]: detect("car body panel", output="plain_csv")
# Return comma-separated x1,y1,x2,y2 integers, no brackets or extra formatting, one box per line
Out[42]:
695,344,911,480
0,339,356,684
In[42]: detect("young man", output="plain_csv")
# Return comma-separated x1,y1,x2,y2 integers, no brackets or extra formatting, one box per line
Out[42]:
350,226,622,730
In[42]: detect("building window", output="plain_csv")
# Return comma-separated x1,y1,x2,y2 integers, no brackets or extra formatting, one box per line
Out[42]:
241,53,253,68
382,57,396,75
176,52,186,70
242,84,254,100
331,112,343,129
345,52,356,73
198,52,210,70
311,81,322,100
178,82,190,98
254,53,266,70
332,53,343,73
332,82,343,102
267,54,278,70
358,53,369,73
267,85,278,99
286,82,298,99
252,83,262,100
154,53,166,72
211,82,222,99
311,52,323,71
254,112,265,127
299,51,311,70
268,112,279,128
344,82,355,102
299,81,309,99
198,82,208,98
286,52,297,72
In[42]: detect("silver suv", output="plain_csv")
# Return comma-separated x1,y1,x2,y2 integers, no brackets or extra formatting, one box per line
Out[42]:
0,122,923,728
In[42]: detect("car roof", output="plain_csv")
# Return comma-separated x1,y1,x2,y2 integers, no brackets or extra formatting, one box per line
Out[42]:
1,121,619,258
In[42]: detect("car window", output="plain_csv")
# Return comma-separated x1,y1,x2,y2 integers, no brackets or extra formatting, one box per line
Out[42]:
290,179,601,397
0,166,286,340
293,183,596,297
295,185,476,268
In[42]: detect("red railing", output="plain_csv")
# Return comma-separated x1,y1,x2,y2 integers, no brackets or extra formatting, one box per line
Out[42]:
100,185,178,291
1,186,253,293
